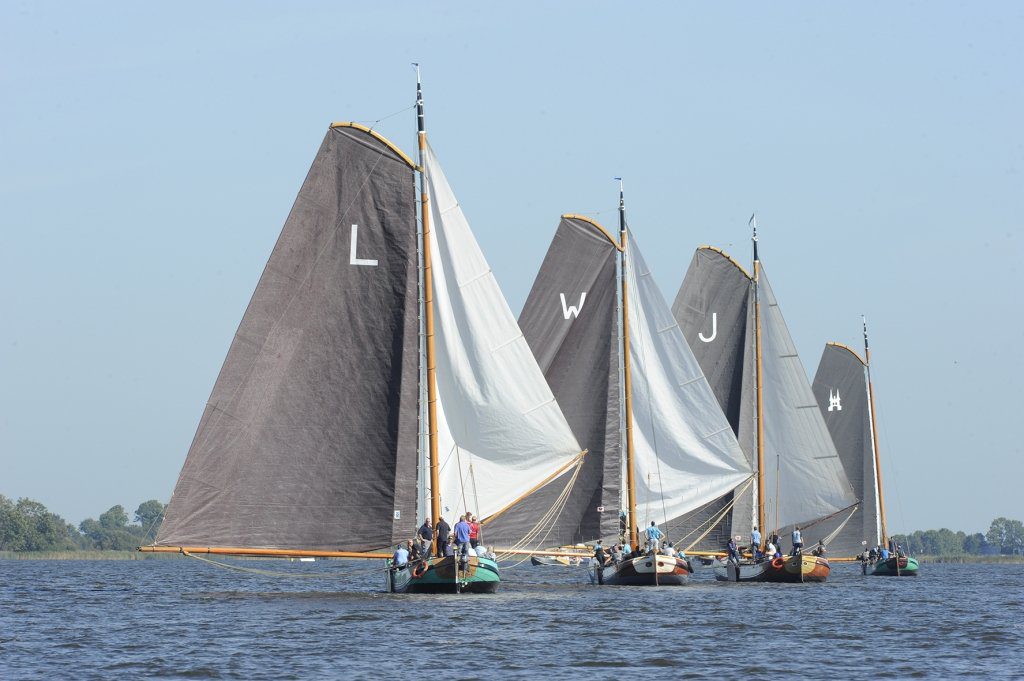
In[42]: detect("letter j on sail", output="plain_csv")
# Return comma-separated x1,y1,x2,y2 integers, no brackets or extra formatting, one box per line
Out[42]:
560,292,587,319
349,224,378,266
699,312,717,342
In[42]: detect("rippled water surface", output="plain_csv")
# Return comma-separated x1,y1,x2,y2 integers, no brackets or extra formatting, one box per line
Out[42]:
2,558,1022,679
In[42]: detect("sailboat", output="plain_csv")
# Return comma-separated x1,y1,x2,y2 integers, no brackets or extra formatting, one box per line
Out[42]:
812,319,919,576
672,218,857,582
139,71,588,594
517,185,753,586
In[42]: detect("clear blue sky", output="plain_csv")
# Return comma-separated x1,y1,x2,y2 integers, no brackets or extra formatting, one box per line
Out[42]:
2,2,1021,534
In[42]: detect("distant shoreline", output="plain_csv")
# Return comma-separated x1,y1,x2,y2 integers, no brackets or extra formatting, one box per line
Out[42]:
916,554,1023,564
0,550,182,560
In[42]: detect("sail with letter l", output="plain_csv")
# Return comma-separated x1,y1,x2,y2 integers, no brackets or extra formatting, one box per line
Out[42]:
156,124,420,552
422,144,586,531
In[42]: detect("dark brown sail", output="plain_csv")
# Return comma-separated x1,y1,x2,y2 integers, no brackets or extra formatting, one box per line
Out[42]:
671,247,757,548
811,342,881,557
156,124,419,552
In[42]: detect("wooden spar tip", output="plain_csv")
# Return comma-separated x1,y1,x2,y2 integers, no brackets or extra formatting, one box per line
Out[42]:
826,341,867,366
560,214,623,251
137,545,391,560
329,122,417,169
696,245,753,280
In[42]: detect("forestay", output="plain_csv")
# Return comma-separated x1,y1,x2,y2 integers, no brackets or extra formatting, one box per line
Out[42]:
625,233,753,528
758,268,857,529
423,145,584,524
156,125,420,552
812,343,882,555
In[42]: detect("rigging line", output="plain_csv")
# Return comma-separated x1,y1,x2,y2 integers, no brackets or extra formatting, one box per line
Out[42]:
494,453,584,556
677,477,755,551
814,505,859,548
192,142,392,458
181,550,387,578
497,462,579,556
469,461,480,520
495,457,585,566
358,102,418,131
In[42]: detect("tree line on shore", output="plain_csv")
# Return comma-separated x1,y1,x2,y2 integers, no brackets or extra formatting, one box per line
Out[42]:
1,494,1021,556
0,495,164,552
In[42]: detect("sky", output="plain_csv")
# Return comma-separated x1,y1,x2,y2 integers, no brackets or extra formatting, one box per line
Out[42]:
1,2,1021,534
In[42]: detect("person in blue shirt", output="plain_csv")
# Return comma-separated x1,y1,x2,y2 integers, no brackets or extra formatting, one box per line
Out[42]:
751,527,762,552
880,546,890,561
791,526,803,556
392,544,409,568
453,514,472,562
645,521,664,552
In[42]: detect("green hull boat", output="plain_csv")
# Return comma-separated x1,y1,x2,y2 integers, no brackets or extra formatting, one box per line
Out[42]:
389,556,500,593
871,556,919,576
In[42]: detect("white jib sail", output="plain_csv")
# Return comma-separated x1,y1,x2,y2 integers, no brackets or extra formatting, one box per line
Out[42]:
624,233,753,527
758,268,857,529
424,144,583,523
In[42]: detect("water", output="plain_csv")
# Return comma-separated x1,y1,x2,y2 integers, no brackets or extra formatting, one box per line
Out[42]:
2,558,1021,679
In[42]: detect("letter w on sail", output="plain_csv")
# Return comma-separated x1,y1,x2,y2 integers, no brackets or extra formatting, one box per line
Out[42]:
349,224,378,266
699,312,717,342
560,292,587,320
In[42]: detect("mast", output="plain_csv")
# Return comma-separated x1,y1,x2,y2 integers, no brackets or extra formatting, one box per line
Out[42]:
617,179,639,552
863,316,888,546
414,65,442,543
751,214,767,538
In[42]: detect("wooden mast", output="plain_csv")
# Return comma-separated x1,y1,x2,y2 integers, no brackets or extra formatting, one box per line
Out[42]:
618,179,639,552
863,316,888,547
414,65,442,548
752,215,767,538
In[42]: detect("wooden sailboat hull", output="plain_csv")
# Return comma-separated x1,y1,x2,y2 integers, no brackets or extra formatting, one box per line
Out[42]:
390,556,500,594
599,555,692,586
714,555,830,583
871,556,919,576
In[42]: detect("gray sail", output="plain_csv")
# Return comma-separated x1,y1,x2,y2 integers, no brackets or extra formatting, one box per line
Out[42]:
672,247,757,548
485,216,621,547
811,343,881,556
758,267,857,530
156,124,420,552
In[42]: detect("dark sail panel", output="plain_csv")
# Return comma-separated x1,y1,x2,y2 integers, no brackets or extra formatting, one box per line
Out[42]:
485,216,621,547
157,125,419,551
811,343,880,556
671,247,756,549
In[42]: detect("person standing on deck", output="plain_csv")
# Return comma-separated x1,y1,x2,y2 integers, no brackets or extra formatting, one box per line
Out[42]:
727,537,739,564
645,521,664,552
434,516,451,558
751,527,762,552
454,515,472,562
469,515,481,550
791,526,803,556
417,518,433,559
